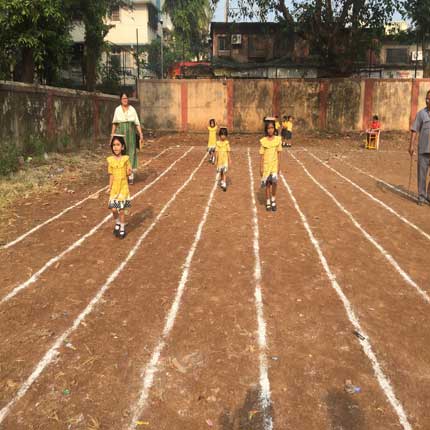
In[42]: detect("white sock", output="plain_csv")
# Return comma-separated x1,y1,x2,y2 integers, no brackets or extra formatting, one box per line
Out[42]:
120,223,125,231
271,196,276,202
267,199,271,205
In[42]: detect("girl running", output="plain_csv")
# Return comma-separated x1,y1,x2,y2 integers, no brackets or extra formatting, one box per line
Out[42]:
207,118,217,164
215,127,231,192
107,135,131,239
260,120,282,211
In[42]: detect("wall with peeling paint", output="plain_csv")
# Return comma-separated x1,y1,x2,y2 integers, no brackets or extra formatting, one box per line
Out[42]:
139,78,430,133
0,82,139,149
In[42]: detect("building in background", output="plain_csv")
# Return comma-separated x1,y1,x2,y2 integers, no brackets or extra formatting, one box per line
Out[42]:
67,0,172,90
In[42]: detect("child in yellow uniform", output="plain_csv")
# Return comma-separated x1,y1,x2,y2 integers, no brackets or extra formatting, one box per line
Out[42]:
207,118,217,164
215,127,231,192
284,115,293,147
260,121,282,211
107,135,132,239
275,116,281,136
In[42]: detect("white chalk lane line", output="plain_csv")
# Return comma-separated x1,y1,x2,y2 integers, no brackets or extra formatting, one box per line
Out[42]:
0,152,207,426
246,148,273,430
290,152,430,304
1,148,170,250
305,150,430,242
127,176,218,429
280,172,413,430
0,147,193,305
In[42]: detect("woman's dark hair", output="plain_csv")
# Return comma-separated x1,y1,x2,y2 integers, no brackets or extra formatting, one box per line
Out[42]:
209,118,216,127
373,115,379,121
264,120,276,136
110,135,127,155
219,127,228,136
120,92,129,101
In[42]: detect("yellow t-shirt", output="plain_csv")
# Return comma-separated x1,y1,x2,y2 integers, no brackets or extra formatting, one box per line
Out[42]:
216,140,231,167
259,136,282,177
275,121,281,130
285,120,293,132
107,155,131,202
208,126,217,148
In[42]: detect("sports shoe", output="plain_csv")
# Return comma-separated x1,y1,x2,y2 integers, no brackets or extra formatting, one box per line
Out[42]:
271,201,277,212
119,229,126,239
113,224,120,237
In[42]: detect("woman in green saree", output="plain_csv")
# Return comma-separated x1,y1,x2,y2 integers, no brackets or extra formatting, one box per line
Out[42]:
111,92,144,184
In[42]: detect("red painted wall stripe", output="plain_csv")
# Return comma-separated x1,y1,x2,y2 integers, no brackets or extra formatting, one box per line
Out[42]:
272,80,280,117
362,79,375,129
46,92,55,137
410,80,420,128
181,81,188,132
318,81,329,129
227,80,234,130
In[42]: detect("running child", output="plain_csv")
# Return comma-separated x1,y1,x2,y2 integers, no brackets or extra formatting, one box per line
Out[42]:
282,115,294,147
207,118,217,164
260,120,282,211
107,135,132,239
215,127,231,192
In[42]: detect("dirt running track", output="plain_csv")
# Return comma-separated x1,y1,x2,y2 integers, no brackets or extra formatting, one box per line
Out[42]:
1,139,430,430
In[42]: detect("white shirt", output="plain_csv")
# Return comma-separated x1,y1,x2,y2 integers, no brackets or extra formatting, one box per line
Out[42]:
112,105,141,126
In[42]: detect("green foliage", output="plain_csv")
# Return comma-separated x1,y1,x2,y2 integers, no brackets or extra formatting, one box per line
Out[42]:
234,0,400,75
0,0,72,83
0,145,20,176
163,0,217,59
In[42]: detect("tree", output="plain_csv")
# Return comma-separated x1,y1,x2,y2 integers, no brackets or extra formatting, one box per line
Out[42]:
65,0,131,91
0,0,70,83
402,0,430,77
234,0,399,75
163,0,218,60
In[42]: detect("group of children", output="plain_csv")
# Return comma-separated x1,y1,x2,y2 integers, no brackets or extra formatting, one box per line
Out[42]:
207,117,283,211
269,115,294,147
105,115,287,240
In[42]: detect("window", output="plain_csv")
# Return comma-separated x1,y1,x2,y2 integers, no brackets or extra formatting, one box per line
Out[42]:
386,48,408,64
248,35,267,59
110,6,120,21
218,36,230,52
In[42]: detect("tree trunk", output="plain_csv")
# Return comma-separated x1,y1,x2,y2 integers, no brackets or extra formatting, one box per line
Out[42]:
84,28,102,92
21,47,35,83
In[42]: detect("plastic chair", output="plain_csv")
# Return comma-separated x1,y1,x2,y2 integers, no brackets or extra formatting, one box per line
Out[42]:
365,130,380,150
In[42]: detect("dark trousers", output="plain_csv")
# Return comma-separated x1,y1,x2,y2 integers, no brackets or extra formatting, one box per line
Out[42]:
418,153,430,200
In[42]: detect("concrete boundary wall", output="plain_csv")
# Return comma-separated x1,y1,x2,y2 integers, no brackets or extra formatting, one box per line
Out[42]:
0,81,139,148
139,78,430,132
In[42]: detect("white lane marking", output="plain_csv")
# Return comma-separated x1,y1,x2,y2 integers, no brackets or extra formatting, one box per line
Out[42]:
290,152,430,303
306,150,430,242
344,158,418,201
0,148,193,305
0,153,207,426
280,172,413,430
128,178,218,430
1,148,170,250
247,149,273,430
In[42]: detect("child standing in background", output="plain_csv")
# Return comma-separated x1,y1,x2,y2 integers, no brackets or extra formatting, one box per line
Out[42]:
275,116,281,136
282,115,294,147
215,127,231,192
107,135,131,239
207,118,217,164
260,121,282,211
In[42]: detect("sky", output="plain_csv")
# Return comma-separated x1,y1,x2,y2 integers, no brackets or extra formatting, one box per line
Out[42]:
212,0,403,23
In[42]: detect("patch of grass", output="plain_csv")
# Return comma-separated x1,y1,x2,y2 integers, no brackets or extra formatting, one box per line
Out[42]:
0,145,20,176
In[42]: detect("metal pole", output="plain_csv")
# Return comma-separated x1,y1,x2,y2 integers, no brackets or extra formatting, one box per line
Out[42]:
415,28,419,79
136,28,140,80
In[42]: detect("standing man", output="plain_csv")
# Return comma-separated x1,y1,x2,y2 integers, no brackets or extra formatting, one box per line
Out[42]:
409,90,430,205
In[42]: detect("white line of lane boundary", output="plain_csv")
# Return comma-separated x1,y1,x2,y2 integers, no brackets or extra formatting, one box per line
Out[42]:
280,172,413,430
290,153,430,304
1,148,170,250
247,149,273,430
128,178,218,430
0,147,193,305
343,159,418,201
0,152,207,426
306,150,430,242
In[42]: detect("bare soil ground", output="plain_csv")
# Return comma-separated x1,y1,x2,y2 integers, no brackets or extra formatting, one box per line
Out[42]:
1,130,429,430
